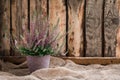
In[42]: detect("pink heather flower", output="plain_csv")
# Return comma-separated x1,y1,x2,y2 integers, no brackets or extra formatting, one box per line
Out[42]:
15,11,63,55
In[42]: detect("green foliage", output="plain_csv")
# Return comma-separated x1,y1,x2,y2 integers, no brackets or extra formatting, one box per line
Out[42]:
19,45,54,56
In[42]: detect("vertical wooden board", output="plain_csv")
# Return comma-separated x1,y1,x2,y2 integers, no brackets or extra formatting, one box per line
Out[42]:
21,0,28,41
0,0,10,56
104,0,119,57
49,0,66,56
11,0,17,56
30,0,47,34
30,0,36,21
116,28,120,57
11,0,17,41
22,0,28,28
16,0,22,41
30,0,47,27
20,0,28,56
115,0,120,57
36,0,47,31
36,0,47,14
0,0,4,56
68,0,84,57
10,0,23,56
30,0,47,22
3,0,10,56
85,0,103,57
12,0,22,40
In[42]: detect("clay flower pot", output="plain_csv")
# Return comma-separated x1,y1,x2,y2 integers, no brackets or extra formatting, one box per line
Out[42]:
26,55,50,73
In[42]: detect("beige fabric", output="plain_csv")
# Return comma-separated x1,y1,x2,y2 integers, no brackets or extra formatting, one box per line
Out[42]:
0,57,120,80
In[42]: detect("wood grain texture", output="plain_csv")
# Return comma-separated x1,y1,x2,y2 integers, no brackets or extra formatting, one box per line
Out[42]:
36,0,47,31
1,0,120,58
49,0,66,56
11,0,17,43
11,0,28,56
11,0,20,56
22,0,28,28
0,0,5,56
30,0,47,29
0,0,10,56
68,0,84,57
16,0,23,40
85,0,103,57
116,0,120,57
12,0,22,40
62,57,120,65
36,0,47,14
104,0,119,57
30,0,36,23
0,0,4,56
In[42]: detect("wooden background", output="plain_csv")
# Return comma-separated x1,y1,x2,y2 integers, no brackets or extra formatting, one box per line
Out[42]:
0,0,120,57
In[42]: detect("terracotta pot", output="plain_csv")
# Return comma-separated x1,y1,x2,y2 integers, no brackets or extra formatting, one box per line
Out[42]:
26,55,50,73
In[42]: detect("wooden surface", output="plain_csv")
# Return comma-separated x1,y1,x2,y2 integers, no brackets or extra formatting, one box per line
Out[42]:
35,0,47,22
104,0,119,57
11,0,27,56
62,57,120,65
11,0,17,43
0,0,6,56
85,0,103,57
0,0,120,57
22,0,28,30
116,0,120,57
30,0,47,30
4,0,10,56
49,0,66,56
0,0,10,56
30,0,36,33
68,0,84,57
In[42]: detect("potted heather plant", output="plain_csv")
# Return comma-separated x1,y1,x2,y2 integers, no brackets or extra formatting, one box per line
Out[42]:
14,12,66,72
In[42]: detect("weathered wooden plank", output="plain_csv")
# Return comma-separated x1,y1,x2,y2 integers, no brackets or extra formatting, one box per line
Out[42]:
30,0,36,23
49,0,66,56
85,0,103,57
68,0,84,57
11,0,20,56
36,0,47,14
36,0,47,31
104,0,119,57
116,0,120,57
12,0,22,41
116,28,120,57
0,0,10,56
30,0,47,28
0,0,8,56
0,4,3,55
11,0,28,56
62,57,120,65
2,0,10,56
22,0,28,29
11,0,17,45
11,0,18,56
16,0,23,42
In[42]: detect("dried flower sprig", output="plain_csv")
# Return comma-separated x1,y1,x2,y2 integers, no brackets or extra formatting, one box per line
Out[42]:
14,12,68,56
